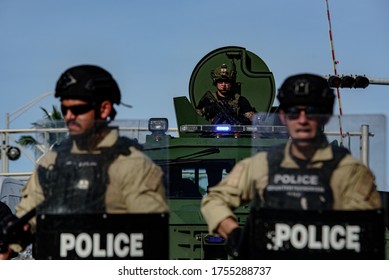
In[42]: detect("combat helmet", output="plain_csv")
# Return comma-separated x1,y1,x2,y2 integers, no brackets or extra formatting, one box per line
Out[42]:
277,73,335,115
211,63,236,85
55,65,121,105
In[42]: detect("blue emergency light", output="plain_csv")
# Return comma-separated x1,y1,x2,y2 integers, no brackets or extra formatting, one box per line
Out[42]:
215,125,231,132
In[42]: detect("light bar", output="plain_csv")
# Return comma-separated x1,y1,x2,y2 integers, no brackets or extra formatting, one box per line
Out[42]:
180,124,288,134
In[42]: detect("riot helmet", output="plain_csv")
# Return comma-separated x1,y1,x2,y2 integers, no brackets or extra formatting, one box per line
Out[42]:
211,63,236,85
55,65,121,121
277,73,335,115
55,65,121,105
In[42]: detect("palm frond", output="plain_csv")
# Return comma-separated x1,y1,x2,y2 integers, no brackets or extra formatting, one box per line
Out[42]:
18,105,66,152
17,136,38,148
40,106,51,121
51,105,63,121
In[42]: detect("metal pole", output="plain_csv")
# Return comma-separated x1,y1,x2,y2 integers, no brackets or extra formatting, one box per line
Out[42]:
360,124,369,166
368,78,389,86
1,132,5,173
2,92,53,174
325,0,344,146
2,113,10,172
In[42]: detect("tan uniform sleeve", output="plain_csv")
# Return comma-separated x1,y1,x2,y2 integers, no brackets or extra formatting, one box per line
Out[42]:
331,156,382,210
115,148,169,213
201,153,268,234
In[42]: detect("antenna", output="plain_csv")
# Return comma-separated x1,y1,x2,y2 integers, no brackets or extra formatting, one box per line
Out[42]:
325,0,344,145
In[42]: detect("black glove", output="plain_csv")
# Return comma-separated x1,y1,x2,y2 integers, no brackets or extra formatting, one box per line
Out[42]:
0,213,17,253
203,105,217,120
226,227,243,259
0,213,33,252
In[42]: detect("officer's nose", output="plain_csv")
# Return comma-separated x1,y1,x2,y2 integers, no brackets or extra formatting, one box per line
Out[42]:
297,111,309,121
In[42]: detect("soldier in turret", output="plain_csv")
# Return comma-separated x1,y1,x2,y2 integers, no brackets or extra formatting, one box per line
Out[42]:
196,63,256,125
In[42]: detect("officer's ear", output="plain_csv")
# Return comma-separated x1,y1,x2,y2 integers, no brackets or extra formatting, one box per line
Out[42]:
99,100,113,120
278,109,287,125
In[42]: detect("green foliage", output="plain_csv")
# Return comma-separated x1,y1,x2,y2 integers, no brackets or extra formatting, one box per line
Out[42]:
17,105,66,157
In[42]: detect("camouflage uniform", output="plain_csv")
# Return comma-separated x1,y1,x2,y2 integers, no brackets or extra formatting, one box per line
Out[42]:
196,91,254,124
196,63,255,125
201,141,382,234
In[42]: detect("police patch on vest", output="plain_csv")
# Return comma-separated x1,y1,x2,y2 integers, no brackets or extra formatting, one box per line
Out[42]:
264,169,333,210
264,144,350,210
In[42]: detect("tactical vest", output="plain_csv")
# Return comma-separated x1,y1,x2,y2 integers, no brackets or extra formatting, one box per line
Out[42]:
226,93,240,115
263,144,349,210
37,136,141,214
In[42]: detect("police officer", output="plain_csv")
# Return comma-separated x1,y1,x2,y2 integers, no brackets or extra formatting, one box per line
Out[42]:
201,73,381,244
196,63,256,125
2,65,169,259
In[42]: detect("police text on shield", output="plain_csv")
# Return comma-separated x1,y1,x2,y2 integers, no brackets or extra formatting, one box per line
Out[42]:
60,232,144,258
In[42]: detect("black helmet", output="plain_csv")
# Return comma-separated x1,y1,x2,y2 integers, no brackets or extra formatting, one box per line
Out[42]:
277,73,335,114
55,65,121,104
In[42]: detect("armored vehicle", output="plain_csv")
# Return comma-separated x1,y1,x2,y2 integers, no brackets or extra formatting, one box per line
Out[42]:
142,46,288,259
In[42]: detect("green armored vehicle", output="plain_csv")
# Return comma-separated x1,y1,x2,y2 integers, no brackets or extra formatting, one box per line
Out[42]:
142,46,289,259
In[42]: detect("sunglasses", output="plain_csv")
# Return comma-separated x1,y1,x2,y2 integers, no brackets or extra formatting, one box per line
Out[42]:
284,106,322,120
61,104,95,116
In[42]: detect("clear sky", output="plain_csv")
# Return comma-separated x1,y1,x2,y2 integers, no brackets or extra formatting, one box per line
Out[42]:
1,0,389,185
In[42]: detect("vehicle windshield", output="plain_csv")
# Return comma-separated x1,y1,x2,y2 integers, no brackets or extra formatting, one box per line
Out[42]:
157,159,235,198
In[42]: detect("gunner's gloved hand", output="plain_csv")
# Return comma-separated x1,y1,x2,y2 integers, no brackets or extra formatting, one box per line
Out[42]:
203,105,217,120
226,227,243,259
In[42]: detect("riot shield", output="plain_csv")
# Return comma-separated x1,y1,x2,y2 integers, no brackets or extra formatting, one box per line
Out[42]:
246,113,387,260
32,119,169,260
146,120,256,259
